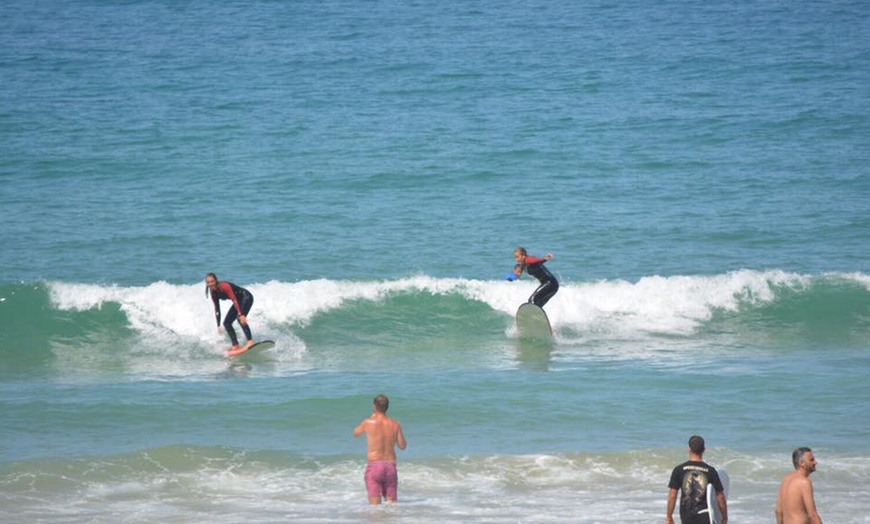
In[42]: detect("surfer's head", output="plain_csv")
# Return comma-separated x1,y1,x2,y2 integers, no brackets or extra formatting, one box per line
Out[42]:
205,273,219,296
513,247,527,264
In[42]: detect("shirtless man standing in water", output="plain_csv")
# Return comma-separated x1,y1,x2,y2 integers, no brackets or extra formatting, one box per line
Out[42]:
353,394,407,504
775,447,823,524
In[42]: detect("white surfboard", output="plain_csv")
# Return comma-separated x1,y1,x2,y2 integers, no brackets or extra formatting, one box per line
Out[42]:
516,303,553,339
704,469,730,524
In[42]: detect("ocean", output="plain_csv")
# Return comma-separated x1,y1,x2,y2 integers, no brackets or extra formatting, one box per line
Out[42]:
1,0,869,522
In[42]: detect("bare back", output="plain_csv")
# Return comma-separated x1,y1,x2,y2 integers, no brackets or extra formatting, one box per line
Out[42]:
776,471,822,524
354,413,407,462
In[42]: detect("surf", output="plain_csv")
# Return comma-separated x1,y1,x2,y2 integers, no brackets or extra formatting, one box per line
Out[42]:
32,269,870,338
2,444,868,523
1,270,867,378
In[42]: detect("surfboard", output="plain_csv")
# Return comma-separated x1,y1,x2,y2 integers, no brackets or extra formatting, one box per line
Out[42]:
516,303,553,339
225,340,275,358
705,469,730,524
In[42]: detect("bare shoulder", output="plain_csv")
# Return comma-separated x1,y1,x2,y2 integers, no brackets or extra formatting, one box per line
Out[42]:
781,471,812,494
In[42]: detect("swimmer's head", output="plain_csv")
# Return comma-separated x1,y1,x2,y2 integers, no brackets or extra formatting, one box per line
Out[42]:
373,394,390,413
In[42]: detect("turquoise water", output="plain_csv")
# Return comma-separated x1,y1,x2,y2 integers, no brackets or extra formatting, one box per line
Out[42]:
2,0,869,522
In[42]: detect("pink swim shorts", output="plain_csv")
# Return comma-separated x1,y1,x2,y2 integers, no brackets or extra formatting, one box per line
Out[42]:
365,460,398,501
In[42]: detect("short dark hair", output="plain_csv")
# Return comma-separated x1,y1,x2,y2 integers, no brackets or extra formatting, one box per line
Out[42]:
689,435,705,454
373,394,390,413
792,447,812,469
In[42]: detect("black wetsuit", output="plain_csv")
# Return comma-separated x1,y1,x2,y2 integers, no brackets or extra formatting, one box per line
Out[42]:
211,281,254,347
524,256,559,308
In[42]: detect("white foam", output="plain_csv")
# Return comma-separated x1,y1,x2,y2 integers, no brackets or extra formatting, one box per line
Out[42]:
48,281,214,340
45,281,312,378
841,271,870,291
475,269,815,340
3,450,867,523
45,270,851,348
537,269,811,338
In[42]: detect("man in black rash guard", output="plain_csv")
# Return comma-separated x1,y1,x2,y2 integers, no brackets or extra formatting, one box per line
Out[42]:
205,272,255,353
513,247,559,309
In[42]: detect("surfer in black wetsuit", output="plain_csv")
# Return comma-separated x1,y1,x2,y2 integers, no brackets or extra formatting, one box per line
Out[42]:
205,272,255,353
513,247,559,308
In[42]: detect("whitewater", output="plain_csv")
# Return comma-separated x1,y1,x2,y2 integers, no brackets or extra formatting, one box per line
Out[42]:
3,0,869,521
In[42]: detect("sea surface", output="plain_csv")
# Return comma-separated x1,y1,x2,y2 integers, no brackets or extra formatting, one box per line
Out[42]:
2,0,869,522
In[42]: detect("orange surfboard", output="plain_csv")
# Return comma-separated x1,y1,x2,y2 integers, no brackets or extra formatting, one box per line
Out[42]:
226,340,275,357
